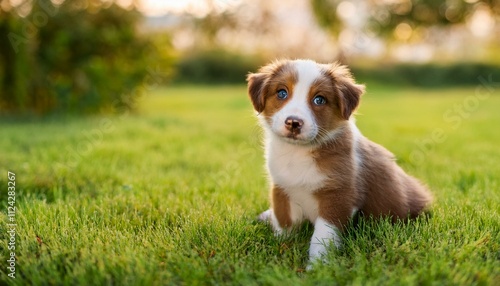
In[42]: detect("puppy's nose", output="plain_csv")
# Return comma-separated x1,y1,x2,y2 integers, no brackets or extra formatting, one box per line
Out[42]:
285,116,304,132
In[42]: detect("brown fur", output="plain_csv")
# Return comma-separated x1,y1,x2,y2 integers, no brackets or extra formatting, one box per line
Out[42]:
247,60,297,117
312,126,359,230
355,137,432,222
271,186,293,228
322,63,365,120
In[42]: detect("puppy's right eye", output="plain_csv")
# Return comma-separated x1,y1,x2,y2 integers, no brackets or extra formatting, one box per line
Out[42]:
277,89,288,100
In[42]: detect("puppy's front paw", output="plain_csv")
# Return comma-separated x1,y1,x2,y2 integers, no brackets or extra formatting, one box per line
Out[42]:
258,209,272,223
308,243,328,269
306,218,341,270
307,242,332,271
257,209,285,236
306,255,329,271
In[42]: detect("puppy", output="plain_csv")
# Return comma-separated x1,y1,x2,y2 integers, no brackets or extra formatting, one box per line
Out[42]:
246,59,432,265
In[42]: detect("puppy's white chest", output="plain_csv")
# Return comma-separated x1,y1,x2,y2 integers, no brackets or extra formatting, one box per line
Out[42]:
266,137,327,192
266,138,327,222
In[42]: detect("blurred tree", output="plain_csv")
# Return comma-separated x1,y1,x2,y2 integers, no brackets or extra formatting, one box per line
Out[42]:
0,3,29,111
311,0,343,35
0,0,173,115
312,0,500,40
186,0,280,49
192,0,238,46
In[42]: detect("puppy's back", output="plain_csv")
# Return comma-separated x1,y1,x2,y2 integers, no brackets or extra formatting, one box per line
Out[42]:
355,138,432,221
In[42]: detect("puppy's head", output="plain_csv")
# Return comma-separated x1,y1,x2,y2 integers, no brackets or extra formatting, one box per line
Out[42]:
247,59,364,145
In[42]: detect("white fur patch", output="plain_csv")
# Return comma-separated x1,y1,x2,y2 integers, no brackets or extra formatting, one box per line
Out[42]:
258,209,284,235
350,119,363,175
309,217,341,262
352,207,359,216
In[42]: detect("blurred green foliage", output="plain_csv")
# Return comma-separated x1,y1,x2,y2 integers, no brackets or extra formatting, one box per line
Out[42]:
352,63,500,87
174,49,262,84
172,48,499,87
312,0,500,40
311,0,343,35
0,0,174,115
367,0,500,38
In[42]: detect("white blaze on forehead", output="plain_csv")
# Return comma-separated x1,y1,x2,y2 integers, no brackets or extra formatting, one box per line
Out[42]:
270,60,323,141
292,60,323,102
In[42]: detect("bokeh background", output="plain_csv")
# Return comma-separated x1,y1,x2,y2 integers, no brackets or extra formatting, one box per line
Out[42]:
1,0,499,115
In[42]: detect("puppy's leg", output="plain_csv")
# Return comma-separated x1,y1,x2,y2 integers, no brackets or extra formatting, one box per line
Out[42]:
259,185,303,235
308,188,357,266
258,209,286,235
309,217,341,261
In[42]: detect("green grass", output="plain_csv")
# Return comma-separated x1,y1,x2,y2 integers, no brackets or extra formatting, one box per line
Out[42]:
1,84,499,285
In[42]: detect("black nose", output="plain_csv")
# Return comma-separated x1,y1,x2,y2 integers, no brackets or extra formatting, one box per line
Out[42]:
285,116,304,133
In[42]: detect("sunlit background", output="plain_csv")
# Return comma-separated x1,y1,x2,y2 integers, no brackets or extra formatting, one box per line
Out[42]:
138,0,498,62
0,0,499,114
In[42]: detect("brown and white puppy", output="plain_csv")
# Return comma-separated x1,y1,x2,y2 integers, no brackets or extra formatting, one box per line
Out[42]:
246,59,432,265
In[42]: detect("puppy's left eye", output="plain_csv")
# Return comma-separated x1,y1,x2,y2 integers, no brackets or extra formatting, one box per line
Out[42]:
277,89,288,100
313,95,326,105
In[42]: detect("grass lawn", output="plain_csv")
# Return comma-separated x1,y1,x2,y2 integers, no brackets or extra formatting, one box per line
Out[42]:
1,84,499,285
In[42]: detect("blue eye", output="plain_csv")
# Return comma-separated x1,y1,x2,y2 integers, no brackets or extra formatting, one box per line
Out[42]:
313,95,326,105
277,89,288,99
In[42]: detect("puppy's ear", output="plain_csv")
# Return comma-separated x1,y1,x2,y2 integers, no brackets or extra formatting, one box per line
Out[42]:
326,63,365,120
246,72,267,113
338,79,365,120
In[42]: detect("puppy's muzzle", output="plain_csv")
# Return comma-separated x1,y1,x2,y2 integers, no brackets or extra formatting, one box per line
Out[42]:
285,116,304,134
